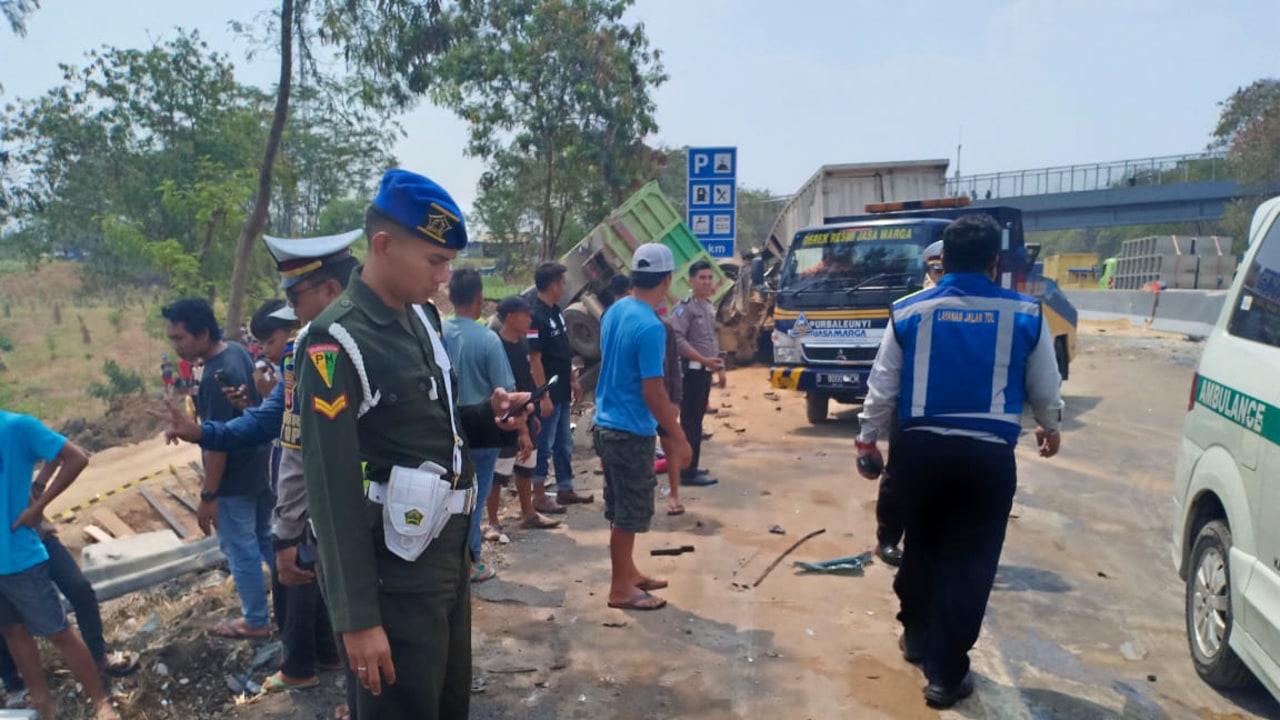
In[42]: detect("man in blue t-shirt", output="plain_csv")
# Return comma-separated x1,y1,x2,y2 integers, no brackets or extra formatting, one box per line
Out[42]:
0,411,118,719
593,244,691,612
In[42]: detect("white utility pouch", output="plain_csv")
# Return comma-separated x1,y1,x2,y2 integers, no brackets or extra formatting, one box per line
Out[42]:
383,461,453,562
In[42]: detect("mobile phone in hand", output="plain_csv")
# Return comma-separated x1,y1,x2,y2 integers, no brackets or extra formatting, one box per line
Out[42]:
502,375,558,422
296,543,317,571
213,369,233,388
857,454,884,477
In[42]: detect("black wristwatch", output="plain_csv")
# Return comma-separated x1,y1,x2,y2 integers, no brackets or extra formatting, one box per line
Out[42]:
272,534,303,552
199,491,217,503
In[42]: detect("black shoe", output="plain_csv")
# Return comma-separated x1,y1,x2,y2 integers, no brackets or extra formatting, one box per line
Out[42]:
923,674,974,709
876,543,903,567
681,474,719,487
696,468,710,476
899,630,924,665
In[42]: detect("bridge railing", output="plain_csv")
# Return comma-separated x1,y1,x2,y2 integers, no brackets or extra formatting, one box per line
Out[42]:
946,152,1226,200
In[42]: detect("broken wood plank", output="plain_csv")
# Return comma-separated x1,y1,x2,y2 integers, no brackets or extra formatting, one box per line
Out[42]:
139,488,190,540
91,508,137,538
164,488,199,515
83,525,114,543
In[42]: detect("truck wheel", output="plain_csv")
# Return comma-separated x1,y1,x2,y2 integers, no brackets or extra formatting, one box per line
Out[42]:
806,393,829,424
1055,336,1069,382
1186,520,1256,689
563,300,602,361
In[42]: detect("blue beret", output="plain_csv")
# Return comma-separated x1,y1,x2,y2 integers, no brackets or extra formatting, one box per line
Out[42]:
372,169,468,250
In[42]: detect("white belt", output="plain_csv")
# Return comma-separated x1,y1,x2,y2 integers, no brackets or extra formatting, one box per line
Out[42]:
366,482,477,515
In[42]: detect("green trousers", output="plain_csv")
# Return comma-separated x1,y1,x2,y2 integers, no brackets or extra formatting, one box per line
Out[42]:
356,514,471,720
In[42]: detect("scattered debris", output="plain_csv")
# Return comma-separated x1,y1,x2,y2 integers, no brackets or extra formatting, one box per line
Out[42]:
768,525,785,535
1147,674,1157,683
1097,571,1110,579
793,552,874,576
602,621,627,628
140,488,190,540
93,507,137,538
760,490,771,496
84,525,114,543
752,528,826,588
1120,640,1148,662
763,392,780,401
651,545,695,557
804,629,815,637
471,677,488,694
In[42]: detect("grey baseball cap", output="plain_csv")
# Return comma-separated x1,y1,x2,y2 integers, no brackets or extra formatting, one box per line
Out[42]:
631,243,675,273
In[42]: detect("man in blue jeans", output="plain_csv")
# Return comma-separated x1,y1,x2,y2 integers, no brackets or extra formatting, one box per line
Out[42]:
445,268,519,584
163,299,274,639
529,262,592,506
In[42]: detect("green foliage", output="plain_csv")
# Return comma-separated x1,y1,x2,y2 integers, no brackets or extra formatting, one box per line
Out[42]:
0,331,13,352
432,0,667,260
43,330,55,360
86,359,144,401
0,30,398,307
107,308,124,333
1,0,39,37
1209,79,1280,250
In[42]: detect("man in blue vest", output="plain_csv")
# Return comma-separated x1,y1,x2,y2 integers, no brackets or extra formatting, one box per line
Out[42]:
856,214,1064,709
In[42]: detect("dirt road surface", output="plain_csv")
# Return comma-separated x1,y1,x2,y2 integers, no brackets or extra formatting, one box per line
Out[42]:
47,434,201,516
458,326,1279,720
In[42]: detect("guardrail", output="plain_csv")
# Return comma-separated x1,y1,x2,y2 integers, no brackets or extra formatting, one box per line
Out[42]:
948,152,1227,201
1065,288,1227,338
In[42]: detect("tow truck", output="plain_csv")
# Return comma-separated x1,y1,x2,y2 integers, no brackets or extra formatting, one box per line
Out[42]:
767,198,1077,424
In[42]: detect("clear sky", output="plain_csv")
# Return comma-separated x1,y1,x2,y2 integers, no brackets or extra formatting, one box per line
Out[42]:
2,0,1277,214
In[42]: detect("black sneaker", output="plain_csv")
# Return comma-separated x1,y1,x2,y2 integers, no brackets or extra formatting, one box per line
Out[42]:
681,475,719,487
923,674,974,709
876,544,903,567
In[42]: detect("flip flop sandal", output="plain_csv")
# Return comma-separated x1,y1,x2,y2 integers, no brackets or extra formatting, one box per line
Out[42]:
483,526,503,542
103,650,140,678
637,578,668,591
260,672,319,694
520,516,561,530
470,564,497,583
666,505,686,516
607,591,667,611
534,501,567,515
212,619,271,640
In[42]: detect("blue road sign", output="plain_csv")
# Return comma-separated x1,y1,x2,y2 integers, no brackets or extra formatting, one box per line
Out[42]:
687,147,736,259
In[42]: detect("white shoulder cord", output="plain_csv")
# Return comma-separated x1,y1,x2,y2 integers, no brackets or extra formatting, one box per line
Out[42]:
411,305,463,478
326,322,381,418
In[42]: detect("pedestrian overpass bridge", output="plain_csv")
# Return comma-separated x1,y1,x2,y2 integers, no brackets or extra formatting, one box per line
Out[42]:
946,152,1280,231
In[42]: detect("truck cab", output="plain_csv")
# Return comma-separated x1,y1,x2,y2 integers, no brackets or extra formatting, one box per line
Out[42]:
769,201,1077,423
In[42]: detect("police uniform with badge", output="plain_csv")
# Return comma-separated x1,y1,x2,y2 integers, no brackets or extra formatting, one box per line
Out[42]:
667,286,721,485
856,214,1063,709
296,170,512,719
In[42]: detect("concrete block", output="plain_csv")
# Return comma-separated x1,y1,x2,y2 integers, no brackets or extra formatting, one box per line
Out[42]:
81,530,183,569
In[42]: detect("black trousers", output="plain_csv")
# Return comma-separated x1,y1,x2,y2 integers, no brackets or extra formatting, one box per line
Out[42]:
679,366,712,477
890,430,1016,687
875,417,904,547
272,568,341,679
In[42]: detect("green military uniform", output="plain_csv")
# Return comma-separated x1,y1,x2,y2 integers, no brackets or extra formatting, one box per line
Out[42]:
297,169,507,720
298,270,509,718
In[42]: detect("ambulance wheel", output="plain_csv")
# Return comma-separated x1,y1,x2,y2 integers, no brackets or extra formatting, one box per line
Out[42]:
806,393,829,424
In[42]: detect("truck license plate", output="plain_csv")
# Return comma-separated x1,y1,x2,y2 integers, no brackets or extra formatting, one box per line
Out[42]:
817,373,861,389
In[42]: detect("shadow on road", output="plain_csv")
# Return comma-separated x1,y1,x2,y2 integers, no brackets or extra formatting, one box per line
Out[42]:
993,565,1073,594
788,410,862,439
1062,395,1103,432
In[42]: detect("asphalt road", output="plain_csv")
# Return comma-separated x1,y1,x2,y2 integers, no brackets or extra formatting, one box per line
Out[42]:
459,325,1280,720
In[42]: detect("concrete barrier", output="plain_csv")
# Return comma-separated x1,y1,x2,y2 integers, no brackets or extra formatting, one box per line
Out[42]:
1065,288,1227,338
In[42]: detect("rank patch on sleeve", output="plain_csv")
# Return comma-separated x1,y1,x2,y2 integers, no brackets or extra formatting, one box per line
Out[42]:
312,393,349,420
308,343,340,389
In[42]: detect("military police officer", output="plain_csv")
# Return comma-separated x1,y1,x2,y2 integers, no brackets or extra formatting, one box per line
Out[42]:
856,214,1063,709
668,259,725,487
297,170,530,719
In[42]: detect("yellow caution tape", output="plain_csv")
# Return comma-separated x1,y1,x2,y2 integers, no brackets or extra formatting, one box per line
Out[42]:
53,465,179,520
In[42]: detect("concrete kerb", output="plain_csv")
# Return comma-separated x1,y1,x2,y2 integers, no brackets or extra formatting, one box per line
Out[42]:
1065,289,1226,338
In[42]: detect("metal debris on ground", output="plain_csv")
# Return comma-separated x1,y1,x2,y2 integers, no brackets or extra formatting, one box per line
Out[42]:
768,525,785,535
602,620,627,628
792,552,875,576
752,528,826,588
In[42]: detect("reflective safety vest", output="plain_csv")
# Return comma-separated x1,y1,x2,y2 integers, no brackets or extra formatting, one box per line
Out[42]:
892,273,1043,445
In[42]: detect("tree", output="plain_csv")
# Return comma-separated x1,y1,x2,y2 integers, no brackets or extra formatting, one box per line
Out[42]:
1212,79,1280,249
431,0,666,260
225,0,294,342
1,0,37,37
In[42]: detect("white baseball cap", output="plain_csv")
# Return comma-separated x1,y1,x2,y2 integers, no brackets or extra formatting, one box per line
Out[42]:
632,243,675,273
922,240,943,263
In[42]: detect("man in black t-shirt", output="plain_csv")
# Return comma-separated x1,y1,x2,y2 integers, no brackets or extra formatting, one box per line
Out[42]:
490,296,563,531
162,299,274,639
529,262,592,505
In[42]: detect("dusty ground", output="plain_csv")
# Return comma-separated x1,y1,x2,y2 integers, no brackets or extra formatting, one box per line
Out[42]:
25,318,1280,719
